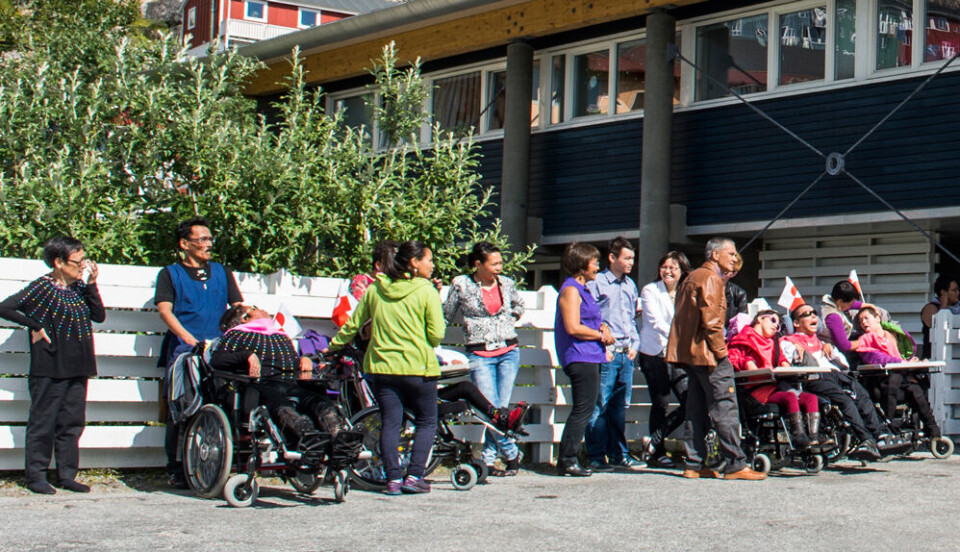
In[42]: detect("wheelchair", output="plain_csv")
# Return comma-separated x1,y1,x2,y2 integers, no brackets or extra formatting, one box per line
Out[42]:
170,344,368,507
734,372,826,475
856,363,954,460
347,365,529,492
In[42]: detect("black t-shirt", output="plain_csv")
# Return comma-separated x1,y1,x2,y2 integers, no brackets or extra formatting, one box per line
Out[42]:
153,263,243,306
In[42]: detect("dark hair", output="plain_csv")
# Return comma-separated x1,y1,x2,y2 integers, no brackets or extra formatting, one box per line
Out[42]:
790,304,817,322
219,304,247,333
607,236,634,260
752,309,780,327
854,305,881,331
934,274,958,296
372,240,398,271
656,250,691,281
562,242,600,276
468,241,501,270
42,236,84,268
385,240,431,280
176,217,210,251
830,280,859,302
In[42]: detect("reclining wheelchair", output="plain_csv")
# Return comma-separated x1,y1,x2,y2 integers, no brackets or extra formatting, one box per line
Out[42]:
167,343,368,507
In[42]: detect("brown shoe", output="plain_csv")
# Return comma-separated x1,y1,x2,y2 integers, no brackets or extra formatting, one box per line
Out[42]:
724,467,767,481
682,468,720,479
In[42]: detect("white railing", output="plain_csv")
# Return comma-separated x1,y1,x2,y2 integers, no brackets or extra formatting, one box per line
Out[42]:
224,19,299,43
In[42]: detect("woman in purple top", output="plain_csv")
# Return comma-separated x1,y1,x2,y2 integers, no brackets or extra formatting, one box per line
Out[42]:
554,243,615,477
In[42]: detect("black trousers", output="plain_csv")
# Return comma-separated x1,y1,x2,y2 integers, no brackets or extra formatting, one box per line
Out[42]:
639,353,688,455
804,371,877,441
680,359,746,474
880,372,940,435
437,381,493,415
370,374,438,480
558,362,600,463
25,376,88,484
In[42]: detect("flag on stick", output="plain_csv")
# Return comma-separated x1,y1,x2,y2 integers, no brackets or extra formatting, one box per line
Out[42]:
848,269,864,300
331,279,358,327
274,301,303,338
778,276,805,311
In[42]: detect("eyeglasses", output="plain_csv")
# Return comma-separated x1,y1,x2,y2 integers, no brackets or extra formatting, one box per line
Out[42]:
241,306,259,321
64,258,84,267
796,310,818,319
186,237,215,245
759,315,781,330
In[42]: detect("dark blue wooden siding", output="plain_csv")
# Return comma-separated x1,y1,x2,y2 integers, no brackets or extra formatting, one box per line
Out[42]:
476,70,960,234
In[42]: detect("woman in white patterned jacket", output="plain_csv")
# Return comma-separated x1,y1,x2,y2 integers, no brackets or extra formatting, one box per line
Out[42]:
443,242,525,476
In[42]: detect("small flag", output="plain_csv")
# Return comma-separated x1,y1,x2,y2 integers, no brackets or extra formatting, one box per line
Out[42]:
274,301,303,338
331,279,358,327
777,276,805,311
848,269,864,299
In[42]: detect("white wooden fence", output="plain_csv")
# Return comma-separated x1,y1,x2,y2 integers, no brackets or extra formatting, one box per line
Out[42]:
0,257,657,469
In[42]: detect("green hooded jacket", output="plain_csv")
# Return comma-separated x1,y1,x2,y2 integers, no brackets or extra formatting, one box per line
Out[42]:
329,273,445,377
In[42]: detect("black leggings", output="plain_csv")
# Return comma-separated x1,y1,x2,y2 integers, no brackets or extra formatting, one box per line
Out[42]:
370,374,438,480
437,381,495,416
559,362,600,464
639,354,688,456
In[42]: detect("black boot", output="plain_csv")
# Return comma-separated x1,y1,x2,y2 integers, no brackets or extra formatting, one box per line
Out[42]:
276,406,322,451
806,412,833,447
787,412,812,450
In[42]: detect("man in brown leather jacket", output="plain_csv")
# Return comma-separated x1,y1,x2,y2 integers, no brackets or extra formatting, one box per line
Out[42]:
665,237,765,481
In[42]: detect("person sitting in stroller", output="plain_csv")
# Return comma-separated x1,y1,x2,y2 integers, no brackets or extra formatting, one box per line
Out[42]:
728,310,821,450
210,304,347,459
854,305,942,439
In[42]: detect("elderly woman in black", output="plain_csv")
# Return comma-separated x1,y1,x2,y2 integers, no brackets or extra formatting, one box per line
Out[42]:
0,236,104,494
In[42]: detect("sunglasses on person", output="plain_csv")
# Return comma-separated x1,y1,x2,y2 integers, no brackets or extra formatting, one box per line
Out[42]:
796,310,818,319
758,315,781,330
241,306,260,321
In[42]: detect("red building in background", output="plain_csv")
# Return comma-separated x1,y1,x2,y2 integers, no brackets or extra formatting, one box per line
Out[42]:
181,0,397,56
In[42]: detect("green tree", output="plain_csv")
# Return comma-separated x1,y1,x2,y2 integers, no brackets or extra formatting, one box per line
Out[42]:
0,1,533,281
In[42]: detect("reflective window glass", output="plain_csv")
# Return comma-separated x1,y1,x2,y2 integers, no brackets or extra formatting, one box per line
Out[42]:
779,7,826,85
696,15,768,100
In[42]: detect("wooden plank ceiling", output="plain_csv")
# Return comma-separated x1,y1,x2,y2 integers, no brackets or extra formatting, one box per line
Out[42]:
244,0,705,96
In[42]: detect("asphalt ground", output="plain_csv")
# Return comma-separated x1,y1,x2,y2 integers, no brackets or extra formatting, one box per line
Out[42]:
1,454,959,552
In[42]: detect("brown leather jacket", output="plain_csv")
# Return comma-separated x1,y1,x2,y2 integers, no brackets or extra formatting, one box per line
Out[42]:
665,262,728,369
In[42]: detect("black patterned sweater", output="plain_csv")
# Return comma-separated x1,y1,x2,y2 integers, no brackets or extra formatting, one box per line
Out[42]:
0,276,106,378
210,329,300,377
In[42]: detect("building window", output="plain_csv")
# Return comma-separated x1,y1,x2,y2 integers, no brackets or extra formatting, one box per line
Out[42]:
245,1,267,22
433,72,481,134
877,0,912,69
924,0,960,62
551,55,565,124
779,7,826,86
486,61,541,131
616,39,645,113
835,0,857,79
334,94,374,136
573,50,609,117
696,15,769,101
187,7,196,30
299,9,318,28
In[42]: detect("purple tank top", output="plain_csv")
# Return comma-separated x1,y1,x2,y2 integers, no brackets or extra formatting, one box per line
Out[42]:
554,277,606,367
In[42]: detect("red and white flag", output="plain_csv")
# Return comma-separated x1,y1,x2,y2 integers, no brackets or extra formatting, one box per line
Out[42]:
777,277,805,311
331,279,358,327
848,269,864,299
274,301,303,338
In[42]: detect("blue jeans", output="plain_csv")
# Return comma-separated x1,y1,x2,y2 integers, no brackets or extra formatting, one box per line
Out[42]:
585,352,634,464
469,348,521,465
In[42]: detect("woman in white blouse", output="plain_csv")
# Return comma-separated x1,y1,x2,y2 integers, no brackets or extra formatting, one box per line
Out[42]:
638,251,690,467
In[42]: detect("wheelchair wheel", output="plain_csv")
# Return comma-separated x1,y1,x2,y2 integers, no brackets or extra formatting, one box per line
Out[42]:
348,407,417,491
183,404,233,499
931,436,954,459
288,469,322,495
333,469,349,503
751,453,772,475
803,454,824,474
471,459,489,484
224,473,258,508
451,464,478,491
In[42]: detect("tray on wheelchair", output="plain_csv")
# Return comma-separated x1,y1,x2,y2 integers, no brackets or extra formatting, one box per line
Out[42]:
857,360,945,374
734,366,831,384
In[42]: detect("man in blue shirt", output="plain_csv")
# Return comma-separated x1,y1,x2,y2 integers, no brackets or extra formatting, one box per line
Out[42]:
585,237,644,471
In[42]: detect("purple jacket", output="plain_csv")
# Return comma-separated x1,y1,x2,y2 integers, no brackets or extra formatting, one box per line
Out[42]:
555,277,605,367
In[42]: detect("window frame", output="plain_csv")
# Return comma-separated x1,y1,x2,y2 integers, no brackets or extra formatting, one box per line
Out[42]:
299,8,318,29
327,88,380,146
187,6,196,30
244,0,268,22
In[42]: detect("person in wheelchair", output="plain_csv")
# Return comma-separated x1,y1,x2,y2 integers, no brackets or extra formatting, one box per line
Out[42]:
781,305,883,460
728,310,820,450
210,304,347,460
854,305,942,440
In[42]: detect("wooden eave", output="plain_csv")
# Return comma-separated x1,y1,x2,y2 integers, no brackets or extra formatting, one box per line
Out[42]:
243,0,706,96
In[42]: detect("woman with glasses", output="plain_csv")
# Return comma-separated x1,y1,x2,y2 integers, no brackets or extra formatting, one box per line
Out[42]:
728,310,819,450
0,236,105,494
637,251,691,467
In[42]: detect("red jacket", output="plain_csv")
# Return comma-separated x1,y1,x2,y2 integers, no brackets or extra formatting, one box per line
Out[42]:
728,326,785,403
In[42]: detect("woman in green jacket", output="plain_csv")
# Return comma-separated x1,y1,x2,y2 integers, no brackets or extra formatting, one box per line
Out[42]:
328,240,445,495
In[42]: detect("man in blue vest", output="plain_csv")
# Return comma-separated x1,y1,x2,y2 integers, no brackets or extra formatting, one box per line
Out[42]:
154,218,243,488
